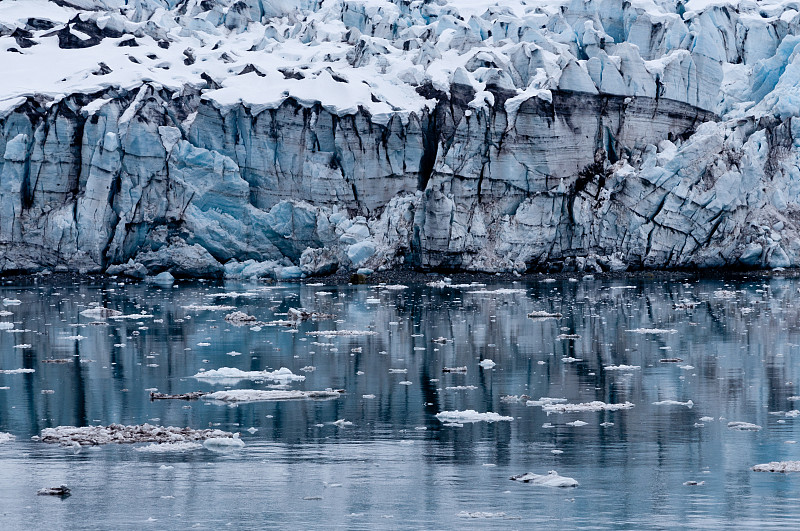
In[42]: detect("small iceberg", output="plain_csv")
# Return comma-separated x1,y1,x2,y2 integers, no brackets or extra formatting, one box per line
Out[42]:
752,461,800,472
541,401,634,413
436,410,513,423
510,471,578,487
204,434,245,452
192,367,305,382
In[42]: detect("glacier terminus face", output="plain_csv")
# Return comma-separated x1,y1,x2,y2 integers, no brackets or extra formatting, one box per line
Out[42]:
2,0,800,276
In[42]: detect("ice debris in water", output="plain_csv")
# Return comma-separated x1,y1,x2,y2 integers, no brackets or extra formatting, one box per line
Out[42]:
728,422,762,431
204,434,245,451
0,432,15,443
333,420,353,428
566,420,588,427
2,299,21,306
653,400,694,408
224,311,258,325
38,424,235,446
626,328,678,334
479,359,496,369
436,410,513,423
37,486,70,497
192,367,305,382
752,461,800,472
305,330,378,337
456,512,509,519
540,401,635,413
182,305,236,312
134,442,203,453
510,471,578,488
0,368,35,374
80,308,122,319
526,397,567,407
204,390,341,402
604,365,641,371
527,311,562,319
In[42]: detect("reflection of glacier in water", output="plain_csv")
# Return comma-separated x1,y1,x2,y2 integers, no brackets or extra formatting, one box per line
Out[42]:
1,275,800,528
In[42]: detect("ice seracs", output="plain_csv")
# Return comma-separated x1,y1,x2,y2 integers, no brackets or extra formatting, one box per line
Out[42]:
2,0,800,275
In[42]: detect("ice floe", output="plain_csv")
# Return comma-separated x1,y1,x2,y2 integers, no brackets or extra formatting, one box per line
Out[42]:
728,422,762,431
204,390,341,402
0,368,34,374
38,424,235,446
541,401,635,413
510,471,578,488
192,367,305,382
653,400,694,408
752,461,800,472
604,365,641,371
436,410,513,423
134,442,203,453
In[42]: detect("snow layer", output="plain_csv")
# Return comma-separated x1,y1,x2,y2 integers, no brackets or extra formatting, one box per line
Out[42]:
3,0,800,274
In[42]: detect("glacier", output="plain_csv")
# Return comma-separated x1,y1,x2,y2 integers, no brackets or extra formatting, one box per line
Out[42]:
2,0,800,275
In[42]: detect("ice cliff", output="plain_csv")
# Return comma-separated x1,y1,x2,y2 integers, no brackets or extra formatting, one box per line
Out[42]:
2,0,800,276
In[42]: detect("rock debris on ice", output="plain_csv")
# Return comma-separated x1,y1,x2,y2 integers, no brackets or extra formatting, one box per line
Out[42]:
752,461,800,472
204,389,340,402
38,424,235,446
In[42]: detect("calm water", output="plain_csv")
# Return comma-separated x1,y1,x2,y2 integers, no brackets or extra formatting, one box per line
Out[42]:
1,275,800,529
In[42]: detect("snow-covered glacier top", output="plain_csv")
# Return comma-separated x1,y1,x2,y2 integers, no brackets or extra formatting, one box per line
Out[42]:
3,0,800,122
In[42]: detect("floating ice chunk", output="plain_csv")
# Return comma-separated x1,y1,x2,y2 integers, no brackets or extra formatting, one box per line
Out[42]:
566,420,588,427
527,311,562,319
728,422,762,431
541,401,634,413
445,386,478,391
305,330,377,337
109,313,154,320
0,368,34,374
479,359,496,369
80,308,123,319
456,512,508,519
204,390,340,402
510,471,578,487
789,396,800,401
204,434,245,451
37,486,70,497
713,290,738,299
699,416,715,422
0,322,15,330
12,344,31,349
62,335,86,341
39,424,234,446
382,285,408,290
192,367,305,382
562,357,582,363
443,366,467,373
182,305,236,311
752,461,800,472
556,334,581,340
333,419,353,428
526,398,567,407
0,432,15,443
653,400,694,408
365,298,381,304
362,394,376,399
135,442,202,453
224,311,258,325
604,365,641,371
399,381,412,386
2,299,21,306
467,289,526,295
436,410,513,423
389,368,407,374
0,311,12,316
683,480,705,486
226,351,242,357
626,328,677,334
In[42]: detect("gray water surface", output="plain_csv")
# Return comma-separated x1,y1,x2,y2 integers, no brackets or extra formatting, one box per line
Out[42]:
1,275,799,529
